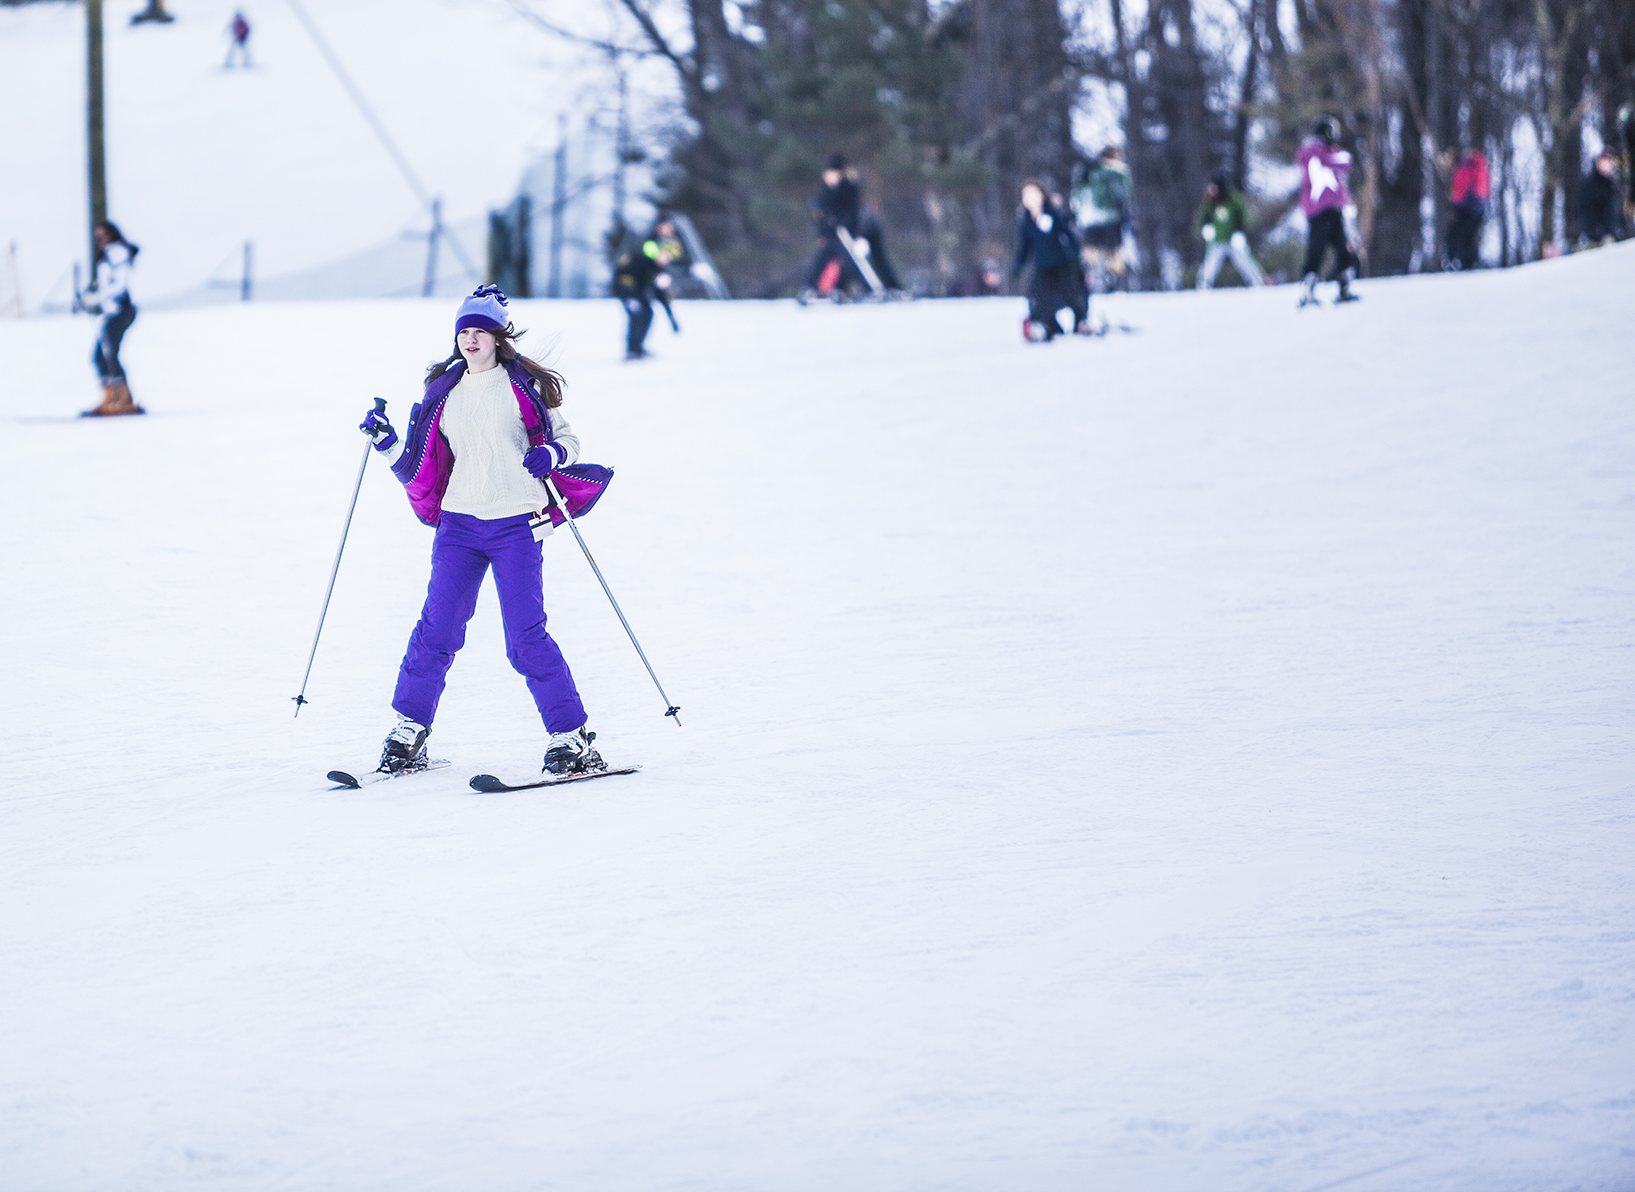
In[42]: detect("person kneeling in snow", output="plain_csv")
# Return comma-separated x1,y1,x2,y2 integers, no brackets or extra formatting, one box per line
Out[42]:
1012,179,1089,341
358,285,607,779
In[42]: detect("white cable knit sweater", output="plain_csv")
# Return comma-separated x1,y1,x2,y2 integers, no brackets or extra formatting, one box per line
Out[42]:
383,363,580,521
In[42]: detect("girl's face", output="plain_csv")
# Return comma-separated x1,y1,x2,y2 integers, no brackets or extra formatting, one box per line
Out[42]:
459,327,498,371
1021,185,1044,216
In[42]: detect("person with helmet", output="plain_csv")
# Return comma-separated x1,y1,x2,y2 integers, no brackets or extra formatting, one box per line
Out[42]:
1297,116,1359,306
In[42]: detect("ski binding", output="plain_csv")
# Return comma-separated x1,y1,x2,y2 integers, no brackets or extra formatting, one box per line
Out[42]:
468,765,641,793
327,759,451,789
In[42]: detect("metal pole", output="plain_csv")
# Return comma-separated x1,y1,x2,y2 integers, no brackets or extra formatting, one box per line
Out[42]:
87,0,106,270
422,197,441,297
542,475,680,725
293,399,386,717
242,240,253,301
549,113,566,298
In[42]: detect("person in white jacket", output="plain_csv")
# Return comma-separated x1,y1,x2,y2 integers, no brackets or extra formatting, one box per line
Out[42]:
79,221,144,417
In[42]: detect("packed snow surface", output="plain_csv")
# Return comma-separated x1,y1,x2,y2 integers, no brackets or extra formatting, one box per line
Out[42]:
2,251,1633,1191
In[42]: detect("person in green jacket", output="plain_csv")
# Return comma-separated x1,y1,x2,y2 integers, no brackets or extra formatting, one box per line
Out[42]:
1195,174,1266,289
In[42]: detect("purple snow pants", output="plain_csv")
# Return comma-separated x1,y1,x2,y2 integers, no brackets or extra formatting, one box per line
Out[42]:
393,511,586,733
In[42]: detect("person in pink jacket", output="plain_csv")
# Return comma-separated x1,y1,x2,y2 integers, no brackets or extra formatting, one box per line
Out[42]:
1297,116,1359,305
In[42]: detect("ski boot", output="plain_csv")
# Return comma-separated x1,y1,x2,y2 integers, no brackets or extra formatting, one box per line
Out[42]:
1073,319,1097,337
795,287,816,306
378,715,431,775
543,726,605,777
1022,317,1050,343
1296,272,1321,309
81,380,145,417
1334,267,1360,304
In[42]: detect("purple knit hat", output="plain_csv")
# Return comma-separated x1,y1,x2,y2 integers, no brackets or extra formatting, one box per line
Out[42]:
455,284,510,333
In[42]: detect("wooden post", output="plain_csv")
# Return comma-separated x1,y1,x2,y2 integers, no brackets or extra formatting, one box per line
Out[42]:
87,0,107,271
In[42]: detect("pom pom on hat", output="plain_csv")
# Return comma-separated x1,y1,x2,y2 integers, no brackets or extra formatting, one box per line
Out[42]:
455,284,510,333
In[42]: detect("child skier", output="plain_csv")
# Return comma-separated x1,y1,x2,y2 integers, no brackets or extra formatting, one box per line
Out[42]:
1074,146,1133,294
611,218,682,361
357,285,604,779
1012,179,1088,341
1195,174,1265,288
1445,147,1489,269
1297,117,1359,306
78,221,144,417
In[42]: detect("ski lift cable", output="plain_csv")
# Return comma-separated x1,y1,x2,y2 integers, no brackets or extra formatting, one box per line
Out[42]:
283,0,479,284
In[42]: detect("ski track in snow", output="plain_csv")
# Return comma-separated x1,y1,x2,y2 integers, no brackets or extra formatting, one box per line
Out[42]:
2,250,1633,1191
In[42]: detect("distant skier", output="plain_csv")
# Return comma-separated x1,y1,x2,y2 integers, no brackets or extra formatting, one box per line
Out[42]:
1445,147,1489,270
356,285,607,780
611,217,682,361
797,153,862,303
1194,173,1265,289
1297,116,1359,306
224,10,252,68
1074,146,1133,294
1012,179,1088,342
77,220,144,417
1579,150,1622,248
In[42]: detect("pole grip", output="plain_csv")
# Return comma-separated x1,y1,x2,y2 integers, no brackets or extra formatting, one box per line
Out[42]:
373,397,387,414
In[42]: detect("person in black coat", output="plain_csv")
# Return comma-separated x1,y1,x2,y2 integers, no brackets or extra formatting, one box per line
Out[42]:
1011,179,1087,341
799,153,863,296
611,218,682,361
1579,151,1622,247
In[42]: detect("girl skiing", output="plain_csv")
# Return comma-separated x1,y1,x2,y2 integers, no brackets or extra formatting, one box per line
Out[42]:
80,220,144,417
358,285,604,778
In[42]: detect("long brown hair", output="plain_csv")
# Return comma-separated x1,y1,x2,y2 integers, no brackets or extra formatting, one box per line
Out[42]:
427,323,564,408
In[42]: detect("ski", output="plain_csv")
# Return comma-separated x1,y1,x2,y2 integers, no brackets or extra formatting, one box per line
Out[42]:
468,765,641,793
327,759,451,789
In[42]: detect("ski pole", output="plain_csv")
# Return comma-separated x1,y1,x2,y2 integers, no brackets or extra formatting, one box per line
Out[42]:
541,473,681,726
292,398,385,717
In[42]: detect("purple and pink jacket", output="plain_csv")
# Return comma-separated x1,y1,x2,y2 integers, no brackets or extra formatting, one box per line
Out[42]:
1296,138,1353,219
389,358,611,528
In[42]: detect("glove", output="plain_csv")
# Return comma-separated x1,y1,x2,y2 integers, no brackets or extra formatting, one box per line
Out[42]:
523,442,567,479
360,408,397,452
1202,225,1216,242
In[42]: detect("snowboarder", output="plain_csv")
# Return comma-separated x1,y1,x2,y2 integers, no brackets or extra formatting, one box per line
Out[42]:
611,217,682,360
1074,146,1133,294
224,11,252,69
1011,179,1088,341
1297,116,1359,306
356,285,604,779
1194,174,1265,289
1579,150,1622,248
78,220,144,417
797,153,863,303
1445,147,1489,270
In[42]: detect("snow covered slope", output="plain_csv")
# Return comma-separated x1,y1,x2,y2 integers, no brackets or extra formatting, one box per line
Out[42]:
0,0,627,307
1,252,1632,1190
